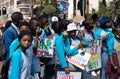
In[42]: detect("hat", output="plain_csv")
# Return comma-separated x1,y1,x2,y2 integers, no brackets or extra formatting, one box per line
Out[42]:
51,16,58,22
99,17,110,28
66,23,78,31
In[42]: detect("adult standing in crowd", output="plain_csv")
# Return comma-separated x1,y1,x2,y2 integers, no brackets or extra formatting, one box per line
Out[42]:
3,12,23,58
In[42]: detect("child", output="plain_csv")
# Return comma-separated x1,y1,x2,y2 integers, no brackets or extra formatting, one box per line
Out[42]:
9,30,34,79
43,22,70,79
95,17,113,79
9,21,41,78
82,20,97,77
106,26,120,79
64,22,89,79
9,21,31,58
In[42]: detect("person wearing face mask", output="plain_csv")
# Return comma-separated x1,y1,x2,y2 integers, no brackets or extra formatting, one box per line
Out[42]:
95,17,114,79
91,13,100,33
82,20,94,41
82,20,101,77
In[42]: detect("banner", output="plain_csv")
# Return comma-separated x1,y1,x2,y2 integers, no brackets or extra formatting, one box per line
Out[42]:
67,47,91,70
59,0,69,13
56,70,82,79
85,39,102,71
34,38,54,58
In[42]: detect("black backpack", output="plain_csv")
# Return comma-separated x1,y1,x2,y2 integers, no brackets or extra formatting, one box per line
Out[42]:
0,35,6,59
1,58,11,79
1,26,17,79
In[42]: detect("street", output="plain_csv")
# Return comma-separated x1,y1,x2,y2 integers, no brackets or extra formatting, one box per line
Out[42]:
92,74,100,79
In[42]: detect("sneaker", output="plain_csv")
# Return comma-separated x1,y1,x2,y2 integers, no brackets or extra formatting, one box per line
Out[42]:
91,71,97,76
97,70,100,74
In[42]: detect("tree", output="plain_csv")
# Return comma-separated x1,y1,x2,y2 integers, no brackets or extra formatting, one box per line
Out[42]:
116,0,120,16
97,0,112,18
33,0,58,15
42,5,56,15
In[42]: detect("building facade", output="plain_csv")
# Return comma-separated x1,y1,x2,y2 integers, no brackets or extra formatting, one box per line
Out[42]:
0,0,31,19
59,0,113,20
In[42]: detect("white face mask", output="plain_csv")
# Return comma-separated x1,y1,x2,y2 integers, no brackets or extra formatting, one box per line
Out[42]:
115,34,120,39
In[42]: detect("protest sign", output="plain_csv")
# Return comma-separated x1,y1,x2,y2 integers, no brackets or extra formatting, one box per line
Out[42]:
56,70,82,79
34,38,54,58
67,47,91,70
85,39,102,71
115,46,120,65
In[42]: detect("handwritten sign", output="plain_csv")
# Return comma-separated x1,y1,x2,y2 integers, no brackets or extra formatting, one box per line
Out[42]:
34,38,54,58
67,48,91,70
115,46,120,65
85,39,102,71
56,70,82,79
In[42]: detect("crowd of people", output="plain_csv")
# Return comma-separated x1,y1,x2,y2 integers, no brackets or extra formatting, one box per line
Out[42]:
0,11,120,79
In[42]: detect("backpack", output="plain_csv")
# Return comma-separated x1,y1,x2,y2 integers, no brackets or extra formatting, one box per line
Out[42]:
0,26,17,60
1,27,17,79
1,58,11,79
1,48,22,79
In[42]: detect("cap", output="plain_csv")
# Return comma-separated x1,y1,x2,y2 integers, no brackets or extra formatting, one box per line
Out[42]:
51,16,58,22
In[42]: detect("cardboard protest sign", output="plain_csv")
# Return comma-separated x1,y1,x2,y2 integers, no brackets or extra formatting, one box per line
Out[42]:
115,46,120,65
67,46,91,70
56,70,82,79
85,39,102,71
34,38,54,58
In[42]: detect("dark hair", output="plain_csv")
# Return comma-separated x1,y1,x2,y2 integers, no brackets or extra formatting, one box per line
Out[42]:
59,20,71,31
18,30,33,42
113,25,120,34
82,20,90,26
29,18,40,36
91,13,99,22
29,18,38,26
51,22,62,34
116,16,120,24
18,21,30,29
11,12,23,22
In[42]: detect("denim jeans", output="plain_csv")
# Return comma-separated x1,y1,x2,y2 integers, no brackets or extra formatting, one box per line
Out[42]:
100,47,109,79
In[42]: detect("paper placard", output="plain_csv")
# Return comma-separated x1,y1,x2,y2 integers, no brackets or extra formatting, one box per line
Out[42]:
34,38,54,58
56,70,82,79
85,39,102,71
67,48,91,70
115,46,120,64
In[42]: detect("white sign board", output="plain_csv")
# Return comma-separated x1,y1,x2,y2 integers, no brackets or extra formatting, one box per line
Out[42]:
67,47,91,70
56,70,82,79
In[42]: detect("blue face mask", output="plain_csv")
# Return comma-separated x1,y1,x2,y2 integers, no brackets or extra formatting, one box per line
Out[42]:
106,28,112,33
